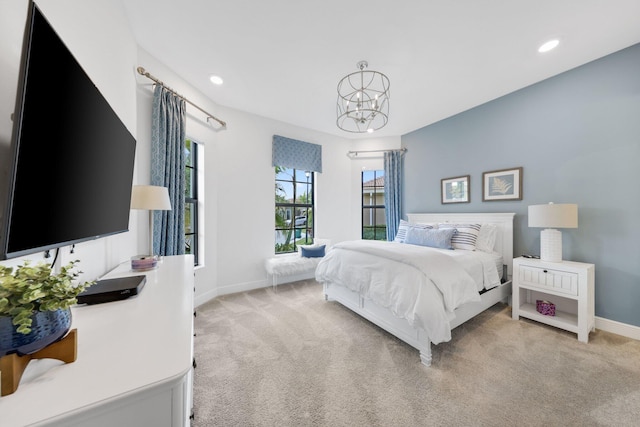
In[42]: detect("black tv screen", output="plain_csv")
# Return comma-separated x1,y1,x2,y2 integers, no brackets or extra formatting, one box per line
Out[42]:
0,3,136,260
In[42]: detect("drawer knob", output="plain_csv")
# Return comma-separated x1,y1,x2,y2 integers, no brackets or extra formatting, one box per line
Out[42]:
543,270,548,273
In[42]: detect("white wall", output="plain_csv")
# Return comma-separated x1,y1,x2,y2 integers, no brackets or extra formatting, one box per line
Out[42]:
202,102,401,303
210,107,356,300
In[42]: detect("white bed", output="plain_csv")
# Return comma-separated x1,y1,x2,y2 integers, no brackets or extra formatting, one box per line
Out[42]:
316,212,515,366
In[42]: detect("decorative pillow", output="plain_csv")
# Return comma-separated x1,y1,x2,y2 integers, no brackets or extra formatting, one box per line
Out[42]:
298,239,331,254
405,227,456,250
438,223,481,250
393,220,411,243
476,224,497,253
301,245,325,258
394,220,436,243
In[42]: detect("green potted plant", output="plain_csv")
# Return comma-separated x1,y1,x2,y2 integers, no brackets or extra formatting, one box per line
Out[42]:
0,260,94,356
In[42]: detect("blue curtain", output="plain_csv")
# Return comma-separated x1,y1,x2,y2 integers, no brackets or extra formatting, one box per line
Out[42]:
384,150,404,241
150,86,186,256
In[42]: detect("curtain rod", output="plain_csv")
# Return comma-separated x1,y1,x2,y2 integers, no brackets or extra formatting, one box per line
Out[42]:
136,66,227,128
346,147,407,158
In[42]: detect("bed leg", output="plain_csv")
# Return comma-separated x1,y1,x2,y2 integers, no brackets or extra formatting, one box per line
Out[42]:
419,345,432,367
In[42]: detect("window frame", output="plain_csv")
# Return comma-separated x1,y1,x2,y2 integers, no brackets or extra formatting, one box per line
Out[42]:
185,138,199,265
275,167,314,254
361,170,386,241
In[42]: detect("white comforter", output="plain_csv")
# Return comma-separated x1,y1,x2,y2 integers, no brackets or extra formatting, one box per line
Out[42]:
315,240,498,344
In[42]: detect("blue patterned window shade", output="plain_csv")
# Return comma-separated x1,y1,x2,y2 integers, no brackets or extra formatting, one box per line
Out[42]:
272,135,322,173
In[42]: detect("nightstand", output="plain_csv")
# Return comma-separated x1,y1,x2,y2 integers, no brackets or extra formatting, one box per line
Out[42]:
512,257,595,342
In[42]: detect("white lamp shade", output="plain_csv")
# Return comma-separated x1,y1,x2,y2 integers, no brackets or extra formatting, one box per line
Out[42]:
130,185,172,210
528,203,578,229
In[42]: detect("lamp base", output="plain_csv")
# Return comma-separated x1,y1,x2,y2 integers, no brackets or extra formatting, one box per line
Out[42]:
540,229,562,262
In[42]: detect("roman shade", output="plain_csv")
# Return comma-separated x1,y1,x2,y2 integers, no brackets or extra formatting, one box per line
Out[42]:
272,135,322,173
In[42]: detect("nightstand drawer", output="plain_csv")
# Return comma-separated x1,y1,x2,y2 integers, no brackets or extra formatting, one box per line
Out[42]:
517,265,578,296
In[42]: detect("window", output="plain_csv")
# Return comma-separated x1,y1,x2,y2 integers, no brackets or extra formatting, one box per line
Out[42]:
275,167,314,253
362,170,386,240
185,138,199,264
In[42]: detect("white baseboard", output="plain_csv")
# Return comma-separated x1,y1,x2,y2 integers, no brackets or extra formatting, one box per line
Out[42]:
195,278,271,308
194,273,318,308
596,316,640,341
194,289,218,308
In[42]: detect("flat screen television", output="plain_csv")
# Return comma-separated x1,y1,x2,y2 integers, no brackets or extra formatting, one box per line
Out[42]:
0,2,137,260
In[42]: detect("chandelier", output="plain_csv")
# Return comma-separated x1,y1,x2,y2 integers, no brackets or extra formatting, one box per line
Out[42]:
336,60,390,133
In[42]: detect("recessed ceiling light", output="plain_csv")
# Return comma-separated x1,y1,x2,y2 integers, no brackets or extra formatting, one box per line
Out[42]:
538,39,559,53
209,75,224,85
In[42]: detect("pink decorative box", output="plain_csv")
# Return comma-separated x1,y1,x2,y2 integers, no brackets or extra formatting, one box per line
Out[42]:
131,255,158,271
536,300,556,316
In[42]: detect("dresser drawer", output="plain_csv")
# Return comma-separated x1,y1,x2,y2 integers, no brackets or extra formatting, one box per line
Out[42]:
517,265,579,296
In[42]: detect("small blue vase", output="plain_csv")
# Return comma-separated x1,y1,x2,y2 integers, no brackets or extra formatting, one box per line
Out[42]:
0,309,72,357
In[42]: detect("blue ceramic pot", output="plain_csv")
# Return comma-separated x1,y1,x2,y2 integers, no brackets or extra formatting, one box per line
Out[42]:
0,309,72,357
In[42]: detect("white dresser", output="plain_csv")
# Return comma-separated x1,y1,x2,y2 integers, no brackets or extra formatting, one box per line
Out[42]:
512,256,595,342
0,255,194,426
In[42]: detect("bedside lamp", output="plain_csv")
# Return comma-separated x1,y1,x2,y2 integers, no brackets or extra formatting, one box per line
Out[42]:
528,203,578,262
131,185,172,257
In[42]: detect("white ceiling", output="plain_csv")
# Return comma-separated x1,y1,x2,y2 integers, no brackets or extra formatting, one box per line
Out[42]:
122,0,640,139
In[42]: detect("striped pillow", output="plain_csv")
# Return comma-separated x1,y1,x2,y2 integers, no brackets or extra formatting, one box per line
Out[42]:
438,223,481,250
394,220,435,243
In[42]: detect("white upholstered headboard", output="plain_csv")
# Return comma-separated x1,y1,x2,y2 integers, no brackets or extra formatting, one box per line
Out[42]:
406,212,516,278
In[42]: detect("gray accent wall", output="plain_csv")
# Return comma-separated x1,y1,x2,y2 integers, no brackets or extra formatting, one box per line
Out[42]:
402,43,640,327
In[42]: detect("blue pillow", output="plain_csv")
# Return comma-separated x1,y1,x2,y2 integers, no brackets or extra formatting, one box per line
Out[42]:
301,245,325,258
405,227,456,250
393,219,435,243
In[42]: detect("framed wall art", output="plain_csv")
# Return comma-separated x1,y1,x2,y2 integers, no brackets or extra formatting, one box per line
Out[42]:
482,167,522,201
441,175,470,204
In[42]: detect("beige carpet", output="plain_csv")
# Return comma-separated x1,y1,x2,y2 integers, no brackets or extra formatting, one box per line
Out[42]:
193,279,640,426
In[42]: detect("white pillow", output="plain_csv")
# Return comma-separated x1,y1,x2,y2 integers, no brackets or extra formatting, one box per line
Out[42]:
476,224,497,253
438,223,481,251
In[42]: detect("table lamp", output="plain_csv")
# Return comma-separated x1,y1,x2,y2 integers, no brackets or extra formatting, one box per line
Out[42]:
130,185,172,259
528,202,578,262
